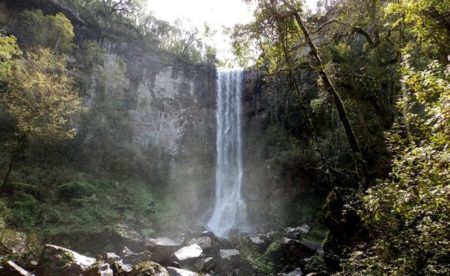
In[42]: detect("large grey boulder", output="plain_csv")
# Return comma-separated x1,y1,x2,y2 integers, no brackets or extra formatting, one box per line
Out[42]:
279,267,303,276
286,225,311,240
35,244,96,276
128,261,169,276
194,257,216,272
187,236,218,254
166,267,198,276
2,260,32,276
121,246,152,265
146,235,185,264
173,244,203,263
219,249,240,272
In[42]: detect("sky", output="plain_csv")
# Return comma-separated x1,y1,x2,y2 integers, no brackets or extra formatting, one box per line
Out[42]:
148,0,319,62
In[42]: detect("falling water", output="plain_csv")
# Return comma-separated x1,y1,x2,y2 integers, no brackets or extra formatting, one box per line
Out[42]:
207,69,249,237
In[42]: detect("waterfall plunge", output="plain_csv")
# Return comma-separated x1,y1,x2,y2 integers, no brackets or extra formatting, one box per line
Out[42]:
207,69,249,237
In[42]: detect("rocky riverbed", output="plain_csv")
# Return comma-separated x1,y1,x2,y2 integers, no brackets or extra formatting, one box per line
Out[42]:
0,225,327,275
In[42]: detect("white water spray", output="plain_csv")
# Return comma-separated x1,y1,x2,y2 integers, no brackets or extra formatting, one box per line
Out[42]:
207,69,249,237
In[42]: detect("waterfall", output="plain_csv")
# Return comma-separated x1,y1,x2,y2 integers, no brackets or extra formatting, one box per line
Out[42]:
207,69,249,237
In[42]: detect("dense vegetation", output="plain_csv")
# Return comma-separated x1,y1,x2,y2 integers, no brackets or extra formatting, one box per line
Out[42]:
0,0,449,275
233,0,449,274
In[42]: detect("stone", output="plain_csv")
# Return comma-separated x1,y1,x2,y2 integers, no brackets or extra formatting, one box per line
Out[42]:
3,260,32,276
146,235,185,264
303,255,327,274
286,225,310,240
194,257,216,272
173,244,203,262
121,246,152,265
281,238,316,260
219,249,240,260
279,267,303,276
166,267,199,276
249,236,267,252
187,236,218,254
102,252,122,265
111,223,145,252
82,263,113,276
128,261,169,276
35,244,96,276
0,229,40,257
111,261,133,276
219,249,240,272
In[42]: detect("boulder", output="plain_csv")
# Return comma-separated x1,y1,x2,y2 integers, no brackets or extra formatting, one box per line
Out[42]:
128,261,169,276
249,236,267,252
111,223,145,252
279,267,303,276
194,257,216,272
166,267,198,276
286,225,310,240
173,244,203,264
102,252,122,265
2,260,32,276
187,236,218,254
111,261,133,276
281,238,316,260
35,244,96,276
121,246,152,265
0,229,40,258
146,235,185,264
82,263,113,276
303,255,326,274
219,249,240,272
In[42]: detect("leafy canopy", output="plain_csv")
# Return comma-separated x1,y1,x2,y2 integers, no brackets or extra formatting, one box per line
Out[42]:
0,36,81,141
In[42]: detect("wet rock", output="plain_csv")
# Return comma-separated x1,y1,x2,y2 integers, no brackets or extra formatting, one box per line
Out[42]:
286,225,310,240
197,231,219,242
261,231,278,244
146,235,185,264
82,263,113,276
102,252,122,265
35,244,96,276
173,244,203,264
111,223,145,252
194,257,216,272
219,249,240,272
128,261,169,276
279,267,303,276
121,246,152,265
249,236,267,252
111,261,133,276
303,255,326,274
0,229,40,257
2,260,32,276
166,267,198,276
282,238,316,260
219,249,240,260
187,236,218,254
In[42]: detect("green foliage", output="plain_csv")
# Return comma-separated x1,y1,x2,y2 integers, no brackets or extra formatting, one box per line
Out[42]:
340,59,450,275
0,35,22,80
385,0,450,61
1,47,81,140
13,10,74,53
57,181,95,200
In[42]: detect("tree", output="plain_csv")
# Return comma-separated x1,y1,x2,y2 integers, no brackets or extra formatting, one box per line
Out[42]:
13,10,75,53
0,37,81,192
234,0,368,185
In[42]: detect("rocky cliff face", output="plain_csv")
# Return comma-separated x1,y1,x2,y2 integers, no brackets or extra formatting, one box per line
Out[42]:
76,34,217,231
0,0,217,231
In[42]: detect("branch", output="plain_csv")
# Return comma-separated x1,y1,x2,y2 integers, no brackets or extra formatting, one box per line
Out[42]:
312,19,339,34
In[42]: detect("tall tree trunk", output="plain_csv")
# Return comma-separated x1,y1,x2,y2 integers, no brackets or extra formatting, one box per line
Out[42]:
282,0,368,186
1,135,26,193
